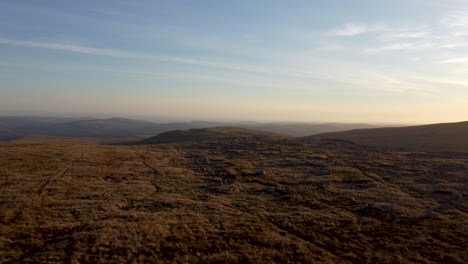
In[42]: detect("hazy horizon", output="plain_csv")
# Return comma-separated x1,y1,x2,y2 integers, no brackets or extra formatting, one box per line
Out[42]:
0,114,420,126
2,0,468,124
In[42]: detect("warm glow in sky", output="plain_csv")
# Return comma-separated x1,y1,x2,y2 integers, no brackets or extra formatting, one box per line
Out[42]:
2,0,468,123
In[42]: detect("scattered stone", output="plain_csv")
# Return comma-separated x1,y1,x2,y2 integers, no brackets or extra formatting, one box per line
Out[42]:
371,204,394,212
208,181,223,187
355,200,366,205
318,169,331,175
141,170,155,176
354,183,379,189
310,154,328,160
256,169,266,175
421,210,440,219
258,186,274,192
223,178,236,185
345,196,356,202
392,218,401,224
366,183,379,189
437,204,455,211
451,193,463,199
360,217,370,223
203,157,210,164
432,189,452,195
282,194,301,202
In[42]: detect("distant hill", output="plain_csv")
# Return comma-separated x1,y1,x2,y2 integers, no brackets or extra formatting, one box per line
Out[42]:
0,116,86,140
0,116,390,141
138,127,293,144
0,116,84,129
43,119,226,138
238,122,381,137
0,117,224,139
43,118,162,137
308,121,468,152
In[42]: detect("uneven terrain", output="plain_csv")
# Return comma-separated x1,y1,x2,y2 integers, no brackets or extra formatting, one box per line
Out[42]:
139,127,292,144
0,133,467,263
0,116,382,140
312,121,468,152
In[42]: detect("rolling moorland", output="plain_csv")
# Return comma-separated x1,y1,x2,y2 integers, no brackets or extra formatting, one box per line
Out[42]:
0,124,467,263
311,121,468,152
0,116,382,141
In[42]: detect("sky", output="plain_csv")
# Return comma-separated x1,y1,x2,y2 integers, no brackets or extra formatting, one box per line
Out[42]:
2,0,468,123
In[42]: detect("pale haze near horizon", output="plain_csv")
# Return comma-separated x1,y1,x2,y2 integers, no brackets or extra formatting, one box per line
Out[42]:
1,0,468,124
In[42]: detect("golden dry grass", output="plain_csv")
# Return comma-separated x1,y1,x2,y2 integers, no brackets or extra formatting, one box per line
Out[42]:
7,135,141,145
0,138,466,263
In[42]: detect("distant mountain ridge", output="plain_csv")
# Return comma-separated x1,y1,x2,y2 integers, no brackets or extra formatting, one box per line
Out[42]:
308,121,468,152
44,118,161,137
0,116,384,140
0,117,223,139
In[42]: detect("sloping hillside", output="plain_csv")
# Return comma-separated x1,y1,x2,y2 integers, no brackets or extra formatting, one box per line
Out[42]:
239,122,381,137
139,127,293,144
309,121,468,152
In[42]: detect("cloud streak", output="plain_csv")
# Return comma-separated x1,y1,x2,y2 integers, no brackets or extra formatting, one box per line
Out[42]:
440,11,468,28
0,38,288,76
328,23,372,36
365,42,436,53
327,11,468,65
0,39,144,58
0,38,446,95
439,57,468,63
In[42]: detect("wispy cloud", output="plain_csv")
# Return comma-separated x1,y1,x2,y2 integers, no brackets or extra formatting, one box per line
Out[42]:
440,11,468,28
328,23,373,36
439,57,468,63
0,38,345,86
328,12,468,58
314,43,345,52
328,22,432,42
0,38,285,76
379,30,431,41
333,70,436,94
365,42,436,53
412,75,468,88
0,39,143,58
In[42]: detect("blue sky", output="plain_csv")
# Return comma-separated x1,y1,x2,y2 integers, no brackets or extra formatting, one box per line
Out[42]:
2,0,468,123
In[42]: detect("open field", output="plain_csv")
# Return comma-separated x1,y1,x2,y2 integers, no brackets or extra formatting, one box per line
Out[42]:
0,136,467,263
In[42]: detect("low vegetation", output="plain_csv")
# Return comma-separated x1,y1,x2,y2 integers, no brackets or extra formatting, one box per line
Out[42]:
0,130,466,263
